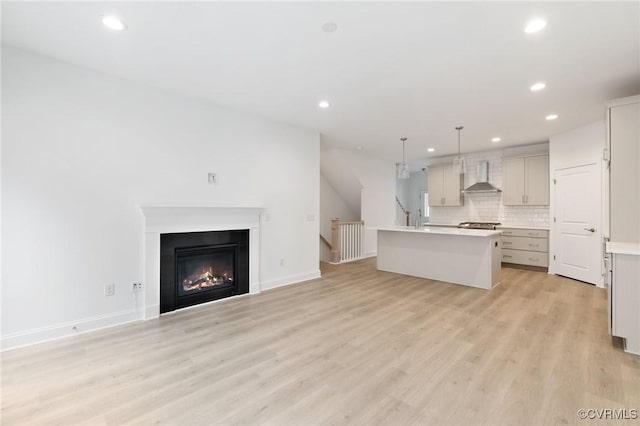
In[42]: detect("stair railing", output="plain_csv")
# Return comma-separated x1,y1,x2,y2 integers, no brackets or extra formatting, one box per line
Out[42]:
329,218,365,264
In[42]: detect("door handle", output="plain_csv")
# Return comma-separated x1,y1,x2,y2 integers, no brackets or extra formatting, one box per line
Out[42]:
584,228,596,233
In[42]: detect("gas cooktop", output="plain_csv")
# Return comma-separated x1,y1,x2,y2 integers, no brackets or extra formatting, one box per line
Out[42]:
457,221,501,230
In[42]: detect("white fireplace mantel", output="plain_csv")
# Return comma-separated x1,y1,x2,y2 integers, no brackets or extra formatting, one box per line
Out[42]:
141,206,264,319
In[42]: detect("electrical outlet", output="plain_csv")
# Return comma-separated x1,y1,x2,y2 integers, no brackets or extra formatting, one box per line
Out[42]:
132,282,143,292
208,173,217,184
104,283,115,296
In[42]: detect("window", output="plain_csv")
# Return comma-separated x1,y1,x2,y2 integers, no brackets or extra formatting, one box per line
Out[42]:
422,191,429,220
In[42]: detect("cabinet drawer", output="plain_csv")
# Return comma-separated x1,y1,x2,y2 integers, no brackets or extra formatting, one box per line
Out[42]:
500,228,548,238
502,249,549,267
502,236,548,252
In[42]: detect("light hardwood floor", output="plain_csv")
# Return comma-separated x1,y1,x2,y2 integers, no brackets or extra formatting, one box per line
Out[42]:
2,259,639,425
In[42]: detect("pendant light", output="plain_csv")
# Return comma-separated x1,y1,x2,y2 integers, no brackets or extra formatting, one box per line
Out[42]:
397,137,410,179
452,126,466,174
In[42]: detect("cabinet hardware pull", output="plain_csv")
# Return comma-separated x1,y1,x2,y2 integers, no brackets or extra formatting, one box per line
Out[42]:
528,243,539,247
522,194,525,204
528,258,539,262
503,255,512,258
525,194,528,203
503,241,512,244
528,232,538,236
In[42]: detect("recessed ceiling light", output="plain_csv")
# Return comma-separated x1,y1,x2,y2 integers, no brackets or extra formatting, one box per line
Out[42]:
356,146,362,150
525,18,547,34
102,15,126,31
322,22,338,33
530,82,546,91
491,137,501,143
318,100,330,109
546,114,559,120
427,148,435,152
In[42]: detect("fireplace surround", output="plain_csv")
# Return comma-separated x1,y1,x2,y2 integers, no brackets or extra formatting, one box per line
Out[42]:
141,206,263,319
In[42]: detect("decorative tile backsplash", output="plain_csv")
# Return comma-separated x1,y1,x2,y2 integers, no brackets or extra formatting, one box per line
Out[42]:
428,148,550,227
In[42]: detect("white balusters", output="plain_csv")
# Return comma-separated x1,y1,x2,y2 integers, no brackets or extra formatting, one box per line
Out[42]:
337,221,364,263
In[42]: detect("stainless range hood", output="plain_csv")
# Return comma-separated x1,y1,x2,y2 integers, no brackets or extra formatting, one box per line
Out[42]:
462,161,502,193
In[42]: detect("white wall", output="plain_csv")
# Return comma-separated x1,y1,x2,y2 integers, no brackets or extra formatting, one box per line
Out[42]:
549,120,606,285
321,147,395,257
1,47,320,348
319,145,361,216
550,121,605,171
319,174,359,241
427,145,550,227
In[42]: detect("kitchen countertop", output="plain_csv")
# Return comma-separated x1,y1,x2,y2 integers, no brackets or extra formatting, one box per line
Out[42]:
497,225,549,231
376,226,502,237
606,242,640,256
422,223,549,231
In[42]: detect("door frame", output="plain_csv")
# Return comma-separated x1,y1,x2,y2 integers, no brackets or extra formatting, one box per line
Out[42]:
549,161,605,287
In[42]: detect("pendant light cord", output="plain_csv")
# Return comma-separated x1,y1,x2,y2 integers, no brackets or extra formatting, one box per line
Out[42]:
455,126,463,157
401,137,407,164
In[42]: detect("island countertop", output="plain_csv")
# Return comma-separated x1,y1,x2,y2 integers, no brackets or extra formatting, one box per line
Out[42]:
422,222,550,231
374,226,502,237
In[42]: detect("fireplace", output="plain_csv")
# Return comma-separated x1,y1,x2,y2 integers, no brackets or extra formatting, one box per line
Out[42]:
160,230,249,313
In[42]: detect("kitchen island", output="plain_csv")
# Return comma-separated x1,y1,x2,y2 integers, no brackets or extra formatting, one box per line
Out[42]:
376,227,502,290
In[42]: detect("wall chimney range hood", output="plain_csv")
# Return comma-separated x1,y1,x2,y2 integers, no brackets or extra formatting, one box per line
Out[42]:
462,161,502,193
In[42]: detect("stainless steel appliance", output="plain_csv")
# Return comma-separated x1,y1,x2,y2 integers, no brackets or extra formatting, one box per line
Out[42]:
457,221,501,230
462,161,502,193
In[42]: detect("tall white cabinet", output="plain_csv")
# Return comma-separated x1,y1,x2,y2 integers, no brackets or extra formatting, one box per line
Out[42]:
607,95,640,355
427,163,463,207
609,96,640,244
502,155,549,206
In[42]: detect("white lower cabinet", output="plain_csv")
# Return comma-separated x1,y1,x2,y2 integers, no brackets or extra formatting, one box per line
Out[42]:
608,245,640,355
500,228,549,268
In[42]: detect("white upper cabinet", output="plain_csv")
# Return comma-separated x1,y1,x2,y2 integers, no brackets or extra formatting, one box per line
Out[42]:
609,97,640,243
503,158,526,205
503,154,549,206
428,163,464,207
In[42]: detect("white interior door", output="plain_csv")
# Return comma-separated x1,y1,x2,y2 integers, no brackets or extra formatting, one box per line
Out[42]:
554,164,601,284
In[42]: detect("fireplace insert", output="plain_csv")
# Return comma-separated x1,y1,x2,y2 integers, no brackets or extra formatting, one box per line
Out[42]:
160,230,249,313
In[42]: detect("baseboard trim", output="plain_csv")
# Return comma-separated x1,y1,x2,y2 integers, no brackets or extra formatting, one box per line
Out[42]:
2,270,322,351
260,270,321,291
145,304,160,320
362,251,377,259
0,309,140,352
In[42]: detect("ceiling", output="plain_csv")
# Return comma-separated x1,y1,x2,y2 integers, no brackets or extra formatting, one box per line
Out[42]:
2,2,639,163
